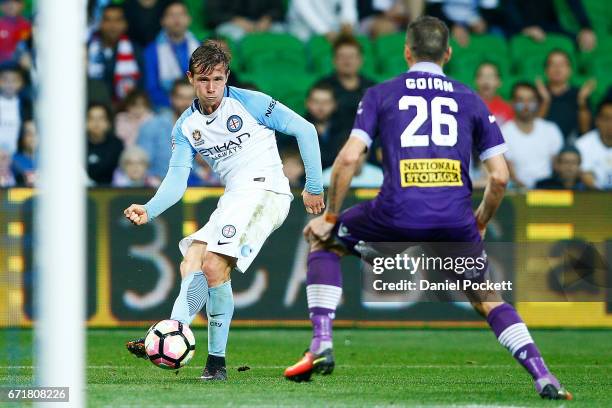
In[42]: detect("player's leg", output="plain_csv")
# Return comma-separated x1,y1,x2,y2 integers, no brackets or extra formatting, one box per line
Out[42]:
200,251,234,381
170,241,209,324
470,298,572,400
283,238,345,382
285,201,385,381
202,190,292,381
126,242,209,359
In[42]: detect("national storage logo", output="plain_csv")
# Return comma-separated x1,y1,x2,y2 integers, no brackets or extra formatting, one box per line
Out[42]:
400,158,463,187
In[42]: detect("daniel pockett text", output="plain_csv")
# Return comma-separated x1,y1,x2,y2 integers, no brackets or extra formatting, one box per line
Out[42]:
357,243,515,302
371,253,513,292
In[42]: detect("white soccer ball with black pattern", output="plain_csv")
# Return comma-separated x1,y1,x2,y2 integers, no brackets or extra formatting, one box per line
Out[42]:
144,319,196,369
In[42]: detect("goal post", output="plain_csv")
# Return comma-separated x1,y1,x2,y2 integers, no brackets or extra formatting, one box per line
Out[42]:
35,0,87,406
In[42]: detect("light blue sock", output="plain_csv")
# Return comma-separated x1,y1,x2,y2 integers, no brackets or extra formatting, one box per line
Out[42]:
207,281,234,357
170,271,208,325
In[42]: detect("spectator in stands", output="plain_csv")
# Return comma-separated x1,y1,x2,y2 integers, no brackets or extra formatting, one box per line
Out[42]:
207,0,285,42
475,62,513,125
575,99,612,190
535,146,588,190
0,0,31,63
302,83,350,168
87,0,113,34
123,0,171,47
536,49,595,142
287,0,358,42
144,1,200,108
11,119,36,186
280,148,305,188
316,35,375,135
357,0,422,38
502,82,563,189
87,4,141,102
0,64,31,155
112,145,154,187
426,0,503,46
136,78,194,185
114,89,153,147
86,103,124,185
0,147,16,187
503,0,596,52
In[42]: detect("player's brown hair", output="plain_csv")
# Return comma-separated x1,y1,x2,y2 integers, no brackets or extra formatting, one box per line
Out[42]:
188,40,231,76
405,16,449,63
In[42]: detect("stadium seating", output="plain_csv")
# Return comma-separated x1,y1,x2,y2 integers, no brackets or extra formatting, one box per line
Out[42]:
184,0,208,41
510,34,576,77
239,32,306,74
375,33,407,80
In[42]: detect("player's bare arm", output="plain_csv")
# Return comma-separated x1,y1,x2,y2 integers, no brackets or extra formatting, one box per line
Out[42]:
474,154,509,237
304,137,367,241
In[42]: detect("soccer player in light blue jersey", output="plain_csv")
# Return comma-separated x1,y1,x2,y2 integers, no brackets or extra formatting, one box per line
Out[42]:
124,40,325,380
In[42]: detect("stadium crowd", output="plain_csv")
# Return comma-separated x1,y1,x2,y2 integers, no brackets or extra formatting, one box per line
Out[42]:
0,0,610,190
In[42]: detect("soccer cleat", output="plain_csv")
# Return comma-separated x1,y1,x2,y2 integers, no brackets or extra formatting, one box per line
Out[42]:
200,366,228,381
125,337,148,360
284,348,335,382
536,375,573,400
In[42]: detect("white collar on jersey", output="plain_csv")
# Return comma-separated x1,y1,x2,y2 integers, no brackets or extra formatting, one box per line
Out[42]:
408,62,445,77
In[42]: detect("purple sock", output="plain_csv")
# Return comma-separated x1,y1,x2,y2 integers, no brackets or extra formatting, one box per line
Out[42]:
306,250,342,354
487,303,555,388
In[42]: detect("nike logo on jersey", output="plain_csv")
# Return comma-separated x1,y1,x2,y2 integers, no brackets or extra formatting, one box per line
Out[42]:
206,117,217,125
488,115,496,123
210,313,224,318
217,240,231,245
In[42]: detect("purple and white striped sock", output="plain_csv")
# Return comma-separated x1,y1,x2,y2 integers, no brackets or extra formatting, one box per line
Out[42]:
487,303,555,387
306,250,343,354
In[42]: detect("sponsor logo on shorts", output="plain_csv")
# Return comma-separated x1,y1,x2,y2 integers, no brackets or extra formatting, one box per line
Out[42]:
399,158,463,187
227,115,243,132
222,224,236,238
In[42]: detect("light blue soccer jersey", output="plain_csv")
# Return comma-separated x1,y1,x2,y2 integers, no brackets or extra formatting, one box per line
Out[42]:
144,86,323,220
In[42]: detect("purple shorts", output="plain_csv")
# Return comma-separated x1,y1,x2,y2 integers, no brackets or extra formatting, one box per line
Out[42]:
334,200,487,282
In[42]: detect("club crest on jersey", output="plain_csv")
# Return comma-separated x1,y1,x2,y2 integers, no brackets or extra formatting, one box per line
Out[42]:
192,129,202,141
222,224,236,238
227,115,243,132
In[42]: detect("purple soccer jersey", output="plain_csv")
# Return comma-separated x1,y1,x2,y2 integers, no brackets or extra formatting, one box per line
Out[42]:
351,62,507,229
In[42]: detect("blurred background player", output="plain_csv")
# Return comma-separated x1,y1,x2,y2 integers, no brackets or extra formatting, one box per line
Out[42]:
284,16,572,400
123,40,324,380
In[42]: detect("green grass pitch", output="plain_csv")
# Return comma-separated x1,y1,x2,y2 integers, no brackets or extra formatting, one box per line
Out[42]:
1,328,611,407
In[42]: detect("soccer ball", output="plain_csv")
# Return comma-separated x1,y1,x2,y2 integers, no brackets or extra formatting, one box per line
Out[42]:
144,319,195,369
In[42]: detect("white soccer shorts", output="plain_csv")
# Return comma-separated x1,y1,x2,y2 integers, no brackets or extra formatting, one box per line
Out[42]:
178,189,292,273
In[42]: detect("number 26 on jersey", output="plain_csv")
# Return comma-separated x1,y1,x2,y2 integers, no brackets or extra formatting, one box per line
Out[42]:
399,96,458,147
